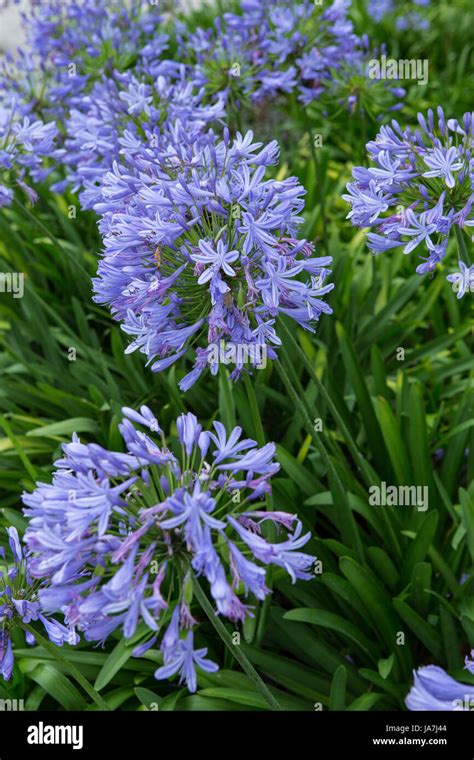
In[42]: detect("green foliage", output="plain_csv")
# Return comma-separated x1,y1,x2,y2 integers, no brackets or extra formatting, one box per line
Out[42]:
0,0,472,711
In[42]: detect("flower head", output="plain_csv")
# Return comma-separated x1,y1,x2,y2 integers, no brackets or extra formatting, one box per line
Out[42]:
344,107,474,281
368,0,430,30
0,91,60,207
22,407,317,691
93,127,333,389
178,0,404,117
0,527,78,681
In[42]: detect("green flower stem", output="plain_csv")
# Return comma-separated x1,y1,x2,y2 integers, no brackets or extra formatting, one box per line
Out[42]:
219,369,237,430
275,359,364,562
277,350,344,464
242,373,274,515
242,373,274,647
192,575,282,711
278,353,403,564
278,318,377,488
22,625,111,711
306,127,328,251
312,139,327,239
278,327,405,561
455,224,472,267
254,567,273,648
243,373,265,448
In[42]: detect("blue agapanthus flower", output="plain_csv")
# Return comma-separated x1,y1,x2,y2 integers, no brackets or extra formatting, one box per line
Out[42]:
0,526,78,681
0,89,61,207
446,260,474,298
0,0,169,206
293,0,406,114
406,653,474,710
178,0,405,117
23,0,163,110
343,107,474,291
1,0,168,202
177,0,304,104
22,407,317,693
0,0,404,215
63,60,225,209
92,126,333,389
368,0,430,30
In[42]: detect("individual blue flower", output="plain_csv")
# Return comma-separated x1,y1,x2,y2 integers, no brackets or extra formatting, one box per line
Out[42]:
228,516,315,582
6,527,22,563
398,196,446,254
0,632,14,681
193,240,240,285
154,630,218,693
406,654,474,711
446,261,474,299
422,146,463,189
228,541,269,600
160,483,227,546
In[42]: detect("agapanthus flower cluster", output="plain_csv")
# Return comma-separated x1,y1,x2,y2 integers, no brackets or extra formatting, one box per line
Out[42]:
0,0,168,204
0,2,164,163
406,653,474,710
0,46,42,112
368,0,430,31
23,0,163,112
0,91,61,207
343,107,474,292
291,0,405,115
177,0,404,117
13,0,395,126
0,0,405,217
177,0,306,105
22,407,316,692
0,526,78,681
92,126,333,389
62,61,226,209
296,0,365,108
4,0,229,210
